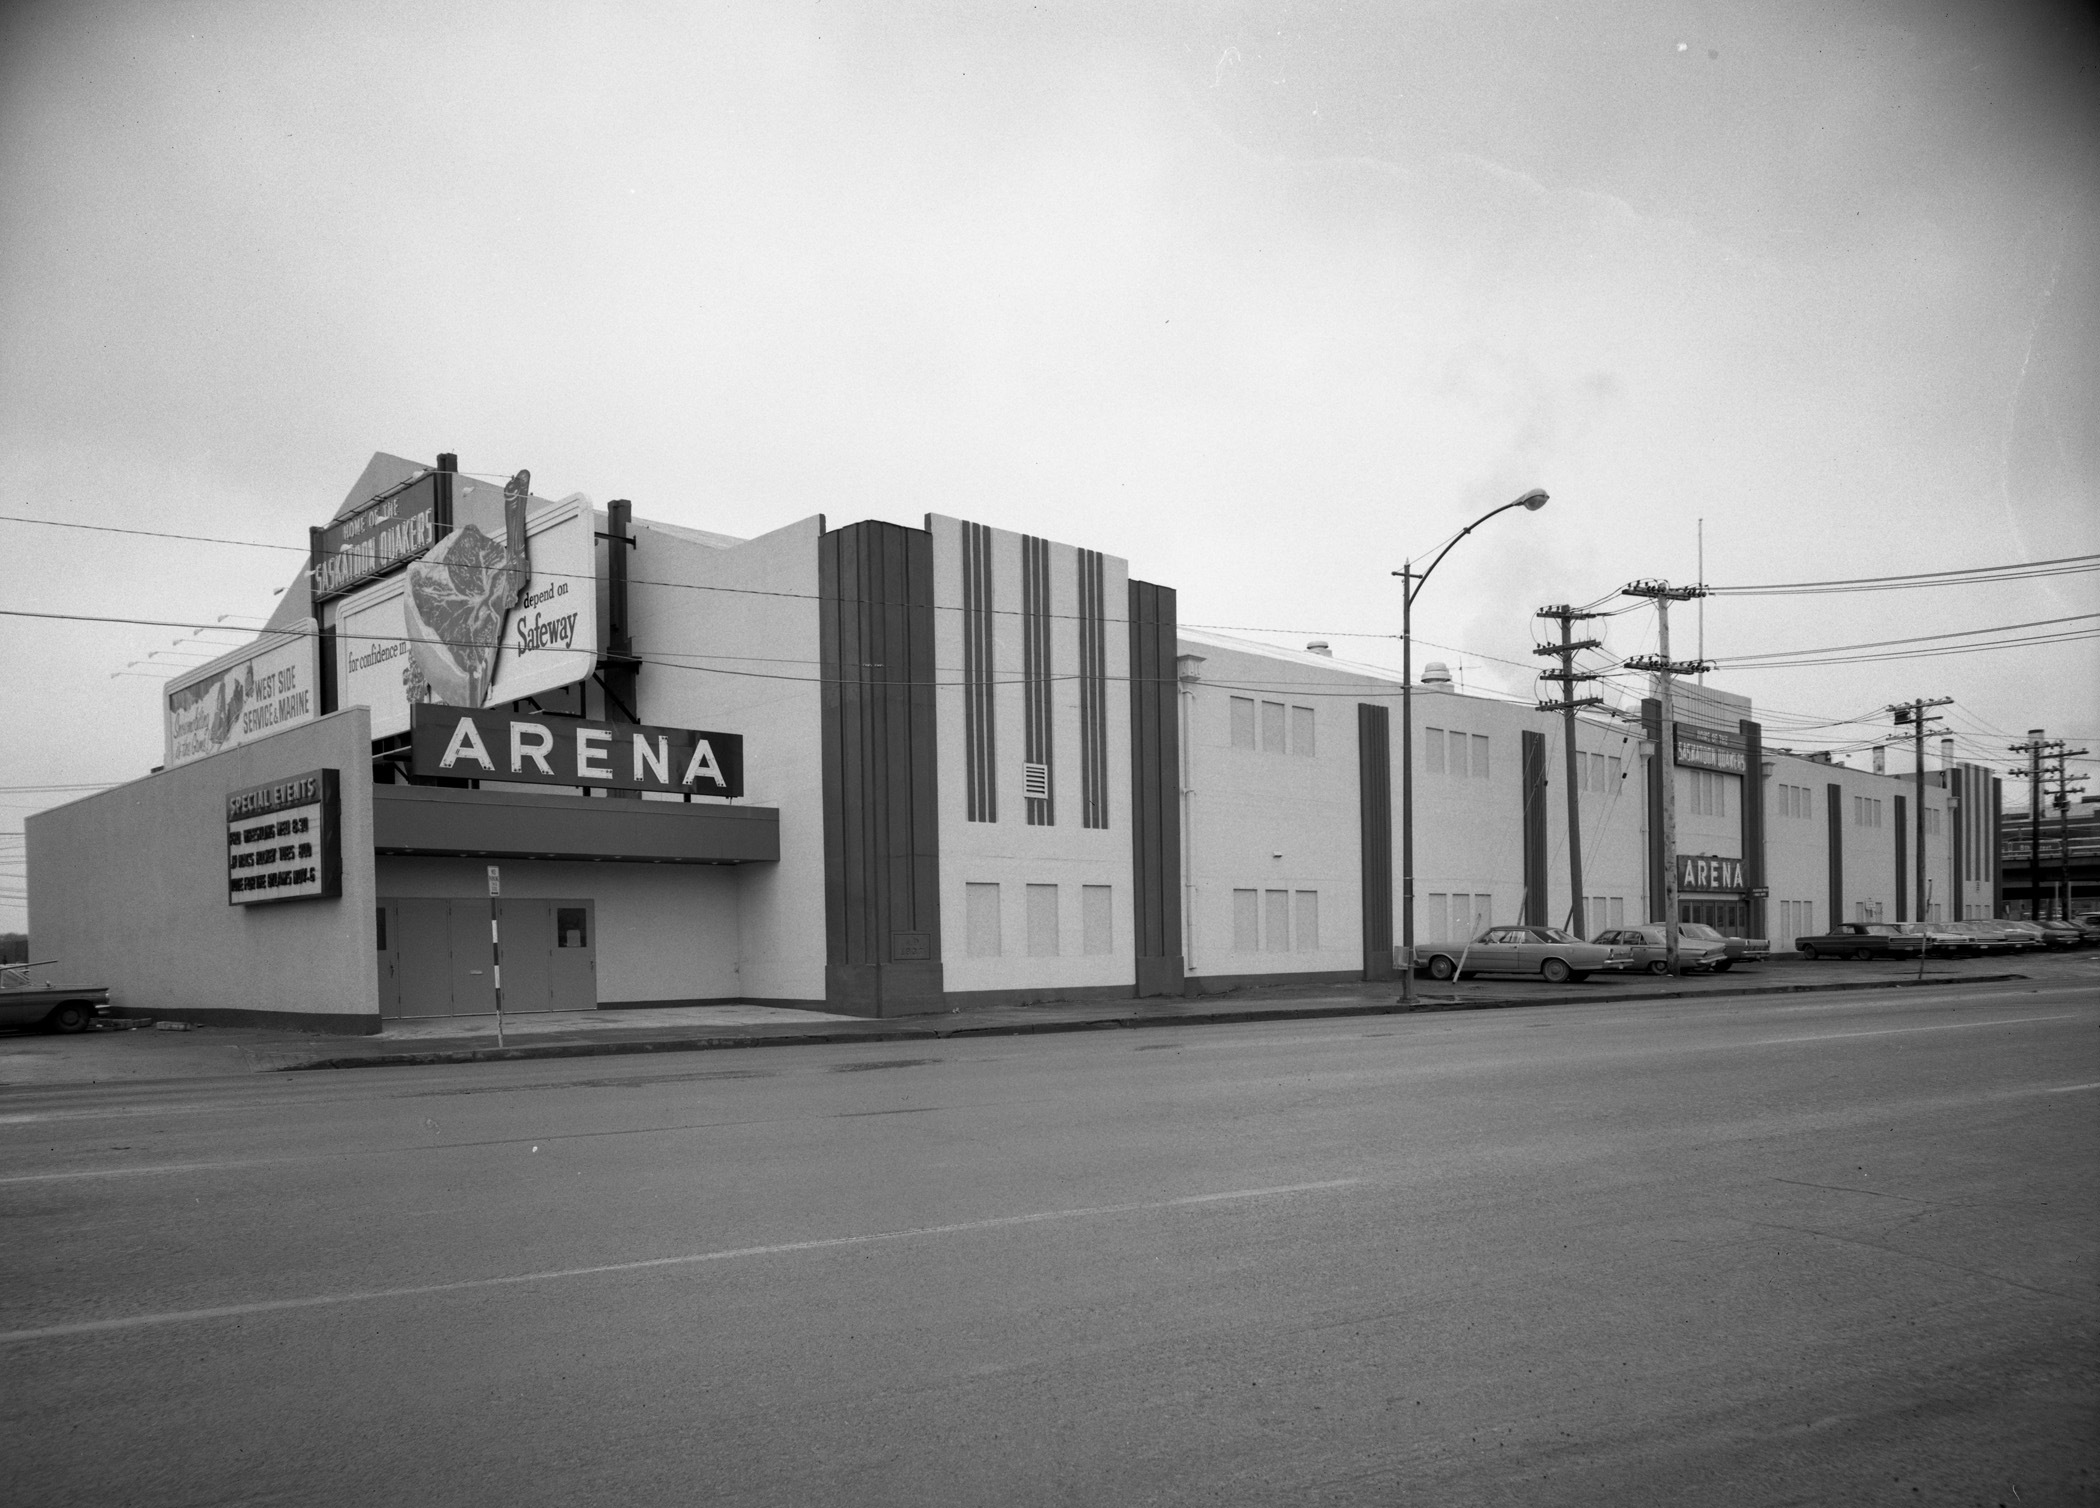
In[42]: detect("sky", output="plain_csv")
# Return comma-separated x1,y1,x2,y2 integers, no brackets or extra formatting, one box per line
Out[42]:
2,0,2096,931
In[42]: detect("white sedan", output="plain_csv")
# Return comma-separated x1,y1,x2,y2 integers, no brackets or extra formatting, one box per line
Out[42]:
1413,926,1630,985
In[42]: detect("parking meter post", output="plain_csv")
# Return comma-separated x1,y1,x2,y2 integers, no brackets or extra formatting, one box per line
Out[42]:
487,865,504,1049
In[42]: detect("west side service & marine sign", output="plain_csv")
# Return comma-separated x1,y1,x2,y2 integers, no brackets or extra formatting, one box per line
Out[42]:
227,768,342,905
166,622,318,769
410,706,744,798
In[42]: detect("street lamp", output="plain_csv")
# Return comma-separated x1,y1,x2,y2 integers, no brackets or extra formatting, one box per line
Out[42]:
1395,488,1549,1006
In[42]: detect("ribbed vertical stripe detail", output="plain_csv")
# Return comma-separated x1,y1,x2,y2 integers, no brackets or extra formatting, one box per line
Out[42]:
1078,547,1108,829
1022,533,1054,826
961,521,997,823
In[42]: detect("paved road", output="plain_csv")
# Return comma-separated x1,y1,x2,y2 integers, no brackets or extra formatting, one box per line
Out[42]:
4,977,2095,1506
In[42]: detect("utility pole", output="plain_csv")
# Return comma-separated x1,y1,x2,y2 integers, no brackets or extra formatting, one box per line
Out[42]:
2047,745,2088,919
1889,698,1952,923
1535,606,1604,937
2010,731,2052,919
1622,580,1710,976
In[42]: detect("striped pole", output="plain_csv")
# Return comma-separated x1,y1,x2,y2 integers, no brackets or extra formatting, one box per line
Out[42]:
488,866,504,1048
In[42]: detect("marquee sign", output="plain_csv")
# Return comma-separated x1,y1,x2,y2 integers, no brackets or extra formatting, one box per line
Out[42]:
1677,853,1746,893
409,706,745,798
1673,724,1748,774
227,768,341,905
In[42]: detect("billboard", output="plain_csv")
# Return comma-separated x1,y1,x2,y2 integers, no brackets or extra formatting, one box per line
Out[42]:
310,474,443,602
410,705,744,797
165,621,319,768
1673,724,1748,774
227,768,341,905
333,489,599,739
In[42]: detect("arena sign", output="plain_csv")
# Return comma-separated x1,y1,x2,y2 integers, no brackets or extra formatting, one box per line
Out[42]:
409,706,744,798
226,768,342,905
1676,853,1745,893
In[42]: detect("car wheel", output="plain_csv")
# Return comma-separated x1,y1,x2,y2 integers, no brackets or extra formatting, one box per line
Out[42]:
1427,955,1457,982
1646,960,1669,975
44,1001,93,1034
1851,948,1873,961
1540,958,1573,985
1800,944,1818,960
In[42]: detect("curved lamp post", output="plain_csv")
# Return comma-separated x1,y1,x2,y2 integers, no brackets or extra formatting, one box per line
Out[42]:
1395,488,1549,1006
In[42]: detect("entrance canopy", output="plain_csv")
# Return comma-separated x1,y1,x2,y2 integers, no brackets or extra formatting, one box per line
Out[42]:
372,784,777,864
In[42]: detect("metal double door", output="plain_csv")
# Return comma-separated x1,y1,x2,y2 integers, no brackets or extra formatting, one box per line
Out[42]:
377,898,596,1018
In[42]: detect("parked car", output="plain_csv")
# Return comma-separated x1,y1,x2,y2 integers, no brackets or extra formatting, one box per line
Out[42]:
1414,926,1630,984
1681,920,1768,970
2032,919,2087,949
1895,921,1973,956
1994,921,2054,950
1794,923,1926,961
1945,921,2024,953
0,963,107,1033
1593,924,1731,975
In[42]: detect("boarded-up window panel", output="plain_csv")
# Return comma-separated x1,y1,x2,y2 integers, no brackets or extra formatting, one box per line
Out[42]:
966,883,1001,958
1231,697,1256,749
1609,897,1625,928
1261,701,1286,753
1291,706,1314,757
1026,884,1058,957
1293,891,1319,952
1426,893,1448,943
1425,728,1445,775
1449,731,1468,777
1232,889,1259,952
1472,734,1490,779
1264,889,1290,952
1082,885,1112,956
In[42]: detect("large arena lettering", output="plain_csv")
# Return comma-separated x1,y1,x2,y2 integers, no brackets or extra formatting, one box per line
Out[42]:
410,706,745,798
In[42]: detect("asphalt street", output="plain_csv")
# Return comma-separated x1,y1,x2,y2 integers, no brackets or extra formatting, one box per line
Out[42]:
3,974,2095,1506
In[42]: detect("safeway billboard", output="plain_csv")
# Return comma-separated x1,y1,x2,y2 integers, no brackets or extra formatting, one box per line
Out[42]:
409,705,744,798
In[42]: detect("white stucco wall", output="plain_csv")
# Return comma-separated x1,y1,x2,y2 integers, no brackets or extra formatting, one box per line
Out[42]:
623,513,827,1004
26,709,379,1030
929,515,1136,998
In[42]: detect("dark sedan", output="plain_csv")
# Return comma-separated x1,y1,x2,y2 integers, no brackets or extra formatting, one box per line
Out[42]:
1794,923,1925,961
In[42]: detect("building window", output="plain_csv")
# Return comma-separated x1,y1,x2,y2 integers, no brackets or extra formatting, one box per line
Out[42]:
1779,899,1813,939
1471,733,1490,779
1608,755,1623,787
966,883,1002,958
1264,889,1290,952
1291,705,1315,757
1232,889,1260,952
1924,806,1941,836
1026,884,1059,957
1230,697,1256,749
1424,727,1446,775
557,908,588,948
1428,892,1491,941
1261,701,1286,753
1690,769,1730,818
1082,885,1112,956
1853,796,1883,828
1293,891,1319,952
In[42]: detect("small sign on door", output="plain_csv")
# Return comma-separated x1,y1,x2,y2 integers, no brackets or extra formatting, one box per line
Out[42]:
487,864,501,897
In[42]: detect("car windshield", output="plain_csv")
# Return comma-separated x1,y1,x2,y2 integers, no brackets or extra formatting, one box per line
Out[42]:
1532,928,1575,943
1679,923,1722,939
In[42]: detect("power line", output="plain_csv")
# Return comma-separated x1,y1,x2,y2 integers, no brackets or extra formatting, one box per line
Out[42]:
1709,552,2100,596
1715,613,2099,665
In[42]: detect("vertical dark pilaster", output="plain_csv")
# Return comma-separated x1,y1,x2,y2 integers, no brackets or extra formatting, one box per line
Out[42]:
1950,766,1964,920
1643,697,1665,922
1078,548,1109,829
1739,720,1765,940
1357,704,1393,980
1894,794,1909,921
1991,779,2004,916
1827,781,1845,926
1522,729,1548,926
820,522,944,1017
1128,581,1183,997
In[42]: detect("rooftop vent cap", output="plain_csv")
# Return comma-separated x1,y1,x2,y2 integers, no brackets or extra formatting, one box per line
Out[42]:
1306,641,1332,657
1421,661,1453,685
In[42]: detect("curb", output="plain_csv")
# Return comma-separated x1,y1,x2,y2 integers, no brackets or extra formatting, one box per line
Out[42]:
279,972,2032,1072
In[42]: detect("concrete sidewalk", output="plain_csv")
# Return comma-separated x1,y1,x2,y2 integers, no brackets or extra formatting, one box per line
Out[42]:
3,955,2071,1085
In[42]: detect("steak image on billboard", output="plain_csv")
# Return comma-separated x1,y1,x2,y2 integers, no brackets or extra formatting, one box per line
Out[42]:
330,478,599,739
